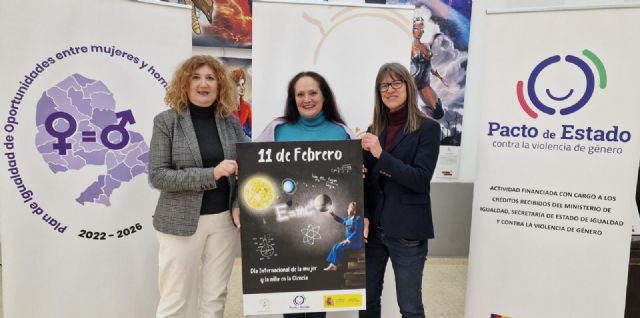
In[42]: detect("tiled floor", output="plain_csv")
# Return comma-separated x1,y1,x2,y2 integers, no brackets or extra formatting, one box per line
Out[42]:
0,259,467,318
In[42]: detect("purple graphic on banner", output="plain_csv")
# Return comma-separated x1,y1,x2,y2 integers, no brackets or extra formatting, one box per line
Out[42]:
35,73,149,206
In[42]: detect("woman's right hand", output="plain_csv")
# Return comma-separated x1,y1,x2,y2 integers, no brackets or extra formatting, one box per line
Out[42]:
361,133,382,159
363,217,370,243
213,160,238,180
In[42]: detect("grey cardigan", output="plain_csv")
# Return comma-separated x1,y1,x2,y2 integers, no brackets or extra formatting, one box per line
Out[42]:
149,107,244,236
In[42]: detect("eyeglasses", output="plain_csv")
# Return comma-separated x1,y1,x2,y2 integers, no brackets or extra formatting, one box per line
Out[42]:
378,80,404,92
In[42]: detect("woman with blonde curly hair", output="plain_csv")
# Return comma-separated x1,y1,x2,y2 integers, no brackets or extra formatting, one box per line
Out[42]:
149,55,245,318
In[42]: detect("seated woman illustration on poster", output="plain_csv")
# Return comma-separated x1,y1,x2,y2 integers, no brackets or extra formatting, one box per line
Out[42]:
324,201,363,271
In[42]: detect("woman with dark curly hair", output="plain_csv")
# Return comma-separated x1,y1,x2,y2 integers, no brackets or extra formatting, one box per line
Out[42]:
256,71,355,318
149,55,245,318
256,71,354,143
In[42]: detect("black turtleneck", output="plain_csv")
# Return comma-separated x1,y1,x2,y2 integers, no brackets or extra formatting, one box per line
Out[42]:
384,105,408,150
189,103,230,215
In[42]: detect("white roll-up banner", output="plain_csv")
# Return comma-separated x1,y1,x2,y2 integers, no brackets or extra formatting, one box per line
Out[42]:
0,1,190,317
466,7,640,318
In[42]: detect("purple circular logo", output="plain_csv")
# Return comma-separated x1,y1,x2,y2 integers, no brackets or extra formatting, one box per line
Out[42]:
516,50,607,118
293,295,306,306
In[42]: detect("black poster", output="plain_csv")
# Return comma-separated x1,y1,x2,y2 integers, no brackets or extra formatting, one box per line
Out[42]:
237,140,365,314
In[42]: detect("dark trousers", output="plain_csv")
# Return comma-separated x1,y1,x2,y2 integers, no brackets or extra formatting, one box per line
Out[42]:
283,313,326,318
359,227,428,318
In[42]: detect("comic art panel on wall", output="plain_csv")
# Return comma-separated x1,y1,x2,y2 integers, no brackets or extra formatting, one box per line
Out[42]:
366,0,473,178
220,57,252,138
409,0,472,146
161,0,252,48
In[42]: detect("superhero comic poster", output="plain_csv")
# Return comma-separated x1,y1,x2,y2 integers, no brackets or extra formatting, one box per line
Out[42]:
161,0,252,48
365,0,473,178
220,57,253,138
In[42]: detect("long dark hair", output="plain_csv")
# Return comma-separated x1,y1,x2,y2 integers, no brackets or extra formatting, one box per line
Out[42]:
281,71,345,125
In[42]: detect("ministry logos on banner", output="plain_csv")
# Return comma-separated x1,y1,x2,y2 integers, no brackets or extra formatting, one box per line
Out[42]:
290,295,309,310
322,293,363,308
3,44,166,237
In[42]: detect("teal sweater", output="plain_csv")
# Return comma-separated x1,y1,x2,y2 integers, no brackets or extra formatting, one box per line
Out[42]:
274,111,349,141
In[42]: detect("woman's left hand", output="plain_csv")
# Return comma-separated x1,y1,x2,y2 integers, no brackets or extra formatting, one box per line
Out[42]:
232,207,241,232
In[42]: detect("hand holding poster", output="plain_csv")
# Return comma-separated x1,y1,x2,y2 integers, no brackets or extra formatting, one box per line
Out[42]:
237,140,366,315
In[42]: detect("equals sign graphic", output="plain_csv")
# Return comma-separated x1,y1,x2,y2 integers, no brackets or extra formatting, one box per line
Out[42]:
82,131,97,142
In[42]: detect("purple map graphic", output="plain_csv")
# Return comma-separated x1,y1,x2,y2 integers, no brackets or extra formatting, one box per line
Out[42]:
35,74,149,206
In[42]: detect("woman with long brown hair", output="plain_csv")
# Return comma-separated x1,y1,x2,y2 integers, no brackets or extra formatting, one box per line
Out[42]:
360,62,441,318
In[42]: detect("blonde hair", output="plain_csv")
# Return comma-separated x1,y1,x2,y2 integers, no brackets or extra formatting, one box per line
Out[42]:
370,63,426,135
347,201,357,215
164,55,236,117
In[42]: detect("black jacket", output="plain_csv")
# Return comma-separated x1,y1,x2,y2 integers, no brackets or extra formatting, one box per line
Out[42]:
363,118,441,240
